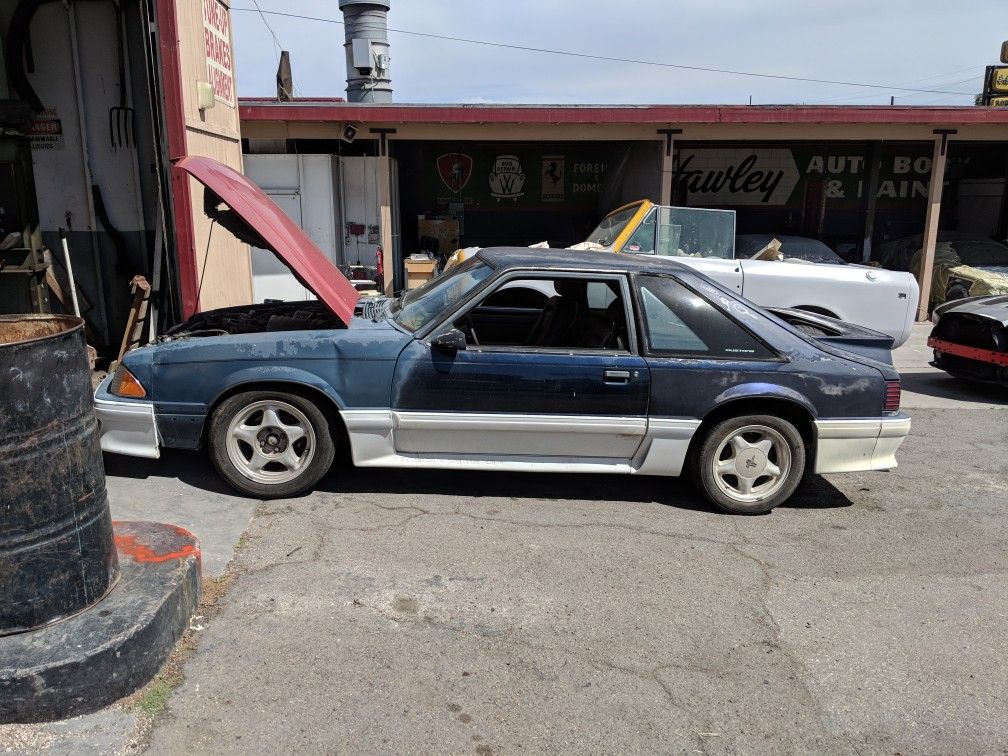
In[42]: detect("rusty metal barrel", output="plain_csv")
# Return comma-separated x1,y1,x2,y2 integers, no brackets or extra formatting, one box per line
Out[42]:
0,315,119,635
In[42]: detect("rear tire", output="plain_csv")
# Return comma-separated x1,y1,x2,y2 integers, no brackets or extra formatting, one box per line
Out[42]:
208,390,335,499
691,414,806,515
945,281,970,303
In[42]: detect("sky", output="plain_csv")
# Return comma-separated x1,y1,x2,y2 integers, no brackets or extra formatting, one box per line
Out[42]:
230,1,1002,106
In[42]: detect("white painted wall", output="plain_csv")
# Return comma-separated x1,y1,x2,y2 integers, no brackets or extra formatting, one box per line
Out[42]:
244,154,339,302
336,156,382,268
27,2,151,340
243,154,400,300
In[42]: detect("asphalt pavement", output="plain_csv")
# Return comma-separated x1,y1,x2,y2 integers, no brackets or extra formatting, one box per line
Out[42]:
140,405,1007,754
3,323,1006,754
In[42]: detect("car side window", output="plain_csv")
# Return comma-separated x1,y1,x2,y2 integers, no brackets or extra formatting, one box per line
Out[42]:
637,276,775,359
453,276,631,352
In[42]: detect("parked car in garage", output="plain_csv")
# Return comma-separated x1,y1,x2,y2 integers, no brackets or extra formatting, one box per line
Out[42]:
874,231,1008,307
928,295,1008,385
95,157,910,515
578,201,918,346
734,234,848,265
449,200,919,346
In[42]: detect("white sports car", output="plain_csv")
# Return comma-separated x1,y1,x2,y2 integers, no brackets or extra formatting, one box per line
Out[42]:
448,200,920,347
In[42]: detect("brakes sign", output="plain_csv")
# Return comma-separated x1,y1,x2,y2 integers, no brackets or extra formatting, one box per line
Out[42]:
203,0,235,106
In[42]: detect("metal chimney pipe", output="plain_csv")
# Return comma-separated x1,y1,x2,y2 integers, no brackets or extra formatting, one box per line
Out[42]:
338,0,392,103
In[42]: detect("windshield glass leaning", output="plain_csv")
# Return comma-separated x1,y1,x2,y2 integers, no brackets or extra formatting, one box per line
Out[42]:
584,204,642,247
394,259,494,332
654,206,736,259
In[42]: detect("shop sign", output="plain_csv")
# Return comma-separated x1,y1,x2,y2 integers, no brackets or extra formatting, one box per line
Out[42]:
571,161,605,194
203,0,235,106
677,147,932,206
988,96,1008,107
987,66,1008,95
427,147,607,207
29,108,64,151
437,153,473,193
675,148,800,205
488,155,525,201
541,156,565,202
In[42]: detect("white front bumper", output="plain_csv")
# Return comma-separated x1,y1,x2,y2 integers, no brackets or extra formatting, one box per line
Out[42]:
94,389,160,459
814,414,911,474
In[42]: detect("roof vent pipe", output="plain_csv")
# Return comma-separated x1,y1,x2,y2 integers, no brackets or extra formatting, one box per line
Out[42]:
338,0,392,103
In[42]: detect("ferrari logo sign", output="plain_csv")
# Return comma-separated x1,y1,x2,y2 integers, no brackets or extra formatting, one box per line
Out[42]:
489,154,526,201
541,156,565,202
436,153,473,193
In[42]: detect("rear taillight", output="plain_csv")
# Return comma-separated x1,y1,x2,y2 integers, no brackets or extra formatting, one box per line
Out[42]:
884,380,901,413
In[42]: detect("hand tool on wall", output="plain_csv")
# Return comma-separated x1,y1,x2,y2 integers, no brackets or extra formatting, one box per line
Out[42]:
108,1,134,150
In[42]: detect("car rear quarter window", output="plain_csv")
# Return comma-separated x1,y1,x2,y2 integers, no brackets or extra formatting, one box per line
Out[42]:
637,275,775,359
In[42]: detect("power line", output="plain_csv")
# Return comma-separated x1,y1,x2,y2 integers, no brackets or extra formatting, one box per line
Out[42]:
231,7,975,96
249,0,282,53
248,0,302,97
896,77,980,100
813,68,982,104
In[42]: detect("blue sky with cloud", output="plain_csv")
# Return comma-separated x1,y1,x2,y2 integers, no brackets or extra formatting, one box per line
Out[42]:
231,1,999,105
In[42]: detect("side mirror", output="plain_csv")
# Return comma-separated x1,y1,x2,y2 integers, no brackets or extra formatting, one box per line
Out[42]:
430,328,467,352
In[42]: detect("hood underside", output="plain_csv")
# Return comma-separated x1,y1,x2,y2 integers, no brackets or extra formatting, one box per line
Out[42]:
178,156,359,325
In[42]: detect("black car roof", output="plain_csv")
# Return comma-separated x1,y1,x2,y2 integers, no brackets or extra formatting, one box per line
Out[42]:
476,246,691,275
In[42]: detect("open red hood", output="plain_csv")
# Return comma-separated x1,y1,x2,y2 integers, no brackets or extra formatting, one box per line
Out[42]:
178,156,359,325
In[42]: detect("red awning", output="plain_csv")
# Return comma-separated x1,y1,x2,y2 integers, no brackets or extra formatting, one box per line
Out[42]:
178,156,359,325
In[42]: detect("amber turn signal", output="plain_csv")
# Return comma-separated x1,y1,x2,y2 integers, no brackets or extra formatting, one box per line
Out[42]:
111,365,147,398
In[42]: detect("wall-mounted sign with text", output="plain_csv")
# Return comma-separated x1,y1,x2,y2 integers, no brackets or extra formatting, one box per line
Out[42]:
203,0,235,106
28,108,64,151
674,146,935,207
674,148,800,205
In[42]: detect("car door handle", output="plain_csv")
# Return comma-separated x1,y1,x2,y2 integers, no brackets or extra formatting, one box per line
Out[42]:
603,369,631,384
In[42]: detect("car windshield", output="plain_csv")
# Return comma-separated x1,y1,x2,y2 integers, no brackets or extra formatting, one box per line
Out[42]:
736,235,846,265
653,206,736,259
393,258,494,332
584,204,642,247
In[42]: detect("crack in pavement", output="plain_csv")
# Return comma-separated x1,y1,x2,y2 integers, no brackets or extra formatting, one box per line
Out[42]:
729,522,838,751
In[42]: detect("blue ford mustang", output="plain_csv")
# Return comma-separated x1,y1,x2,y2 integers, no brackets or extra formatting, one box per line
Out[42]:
94,158,909,514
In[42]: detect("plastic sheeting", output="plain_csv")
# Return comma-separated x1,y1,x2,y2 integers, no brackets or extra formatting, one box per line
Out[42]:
947,264,1008,298
911,242,960,306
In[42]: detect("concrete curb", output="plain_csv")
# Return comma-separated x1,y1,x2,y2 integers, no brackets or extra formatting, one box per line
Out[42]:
0,521,201,724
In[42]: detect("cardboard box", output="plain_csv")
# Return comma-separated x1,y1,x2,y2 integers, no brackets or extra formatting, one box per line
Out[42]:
404,258,436,289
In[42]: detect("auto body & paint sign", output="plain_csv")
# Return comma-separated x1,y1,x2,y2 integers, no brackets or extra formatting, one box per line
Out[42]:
674,146,933,207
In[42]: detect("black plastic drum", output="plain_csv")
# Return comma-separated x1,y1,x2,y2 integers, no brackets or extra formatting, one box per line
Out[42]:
0,315,119,635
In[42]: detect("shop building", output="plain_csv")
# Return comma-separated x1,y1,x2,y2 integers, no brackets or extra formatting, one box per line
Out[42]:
3,0,1008,340
238,100,1008,314
0,0,248,351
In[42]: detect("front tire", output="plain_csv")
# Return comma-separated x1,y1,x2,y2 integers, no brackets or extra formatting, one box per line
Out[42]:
208,390,335,499
692,414,806,514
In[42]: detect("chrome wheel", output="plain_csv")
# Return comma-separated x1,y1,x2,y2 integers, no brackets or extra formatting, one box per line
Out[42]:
711,424,792,504
225,399,316,485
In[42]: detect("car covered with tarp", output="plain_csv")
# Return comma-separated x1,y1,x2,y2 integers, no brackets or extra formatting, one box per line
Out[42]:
874,232,1008,308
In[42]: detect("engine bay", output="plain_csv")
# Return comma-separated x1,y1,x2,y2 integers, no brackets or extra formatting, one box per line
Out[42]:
163,301,345,339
